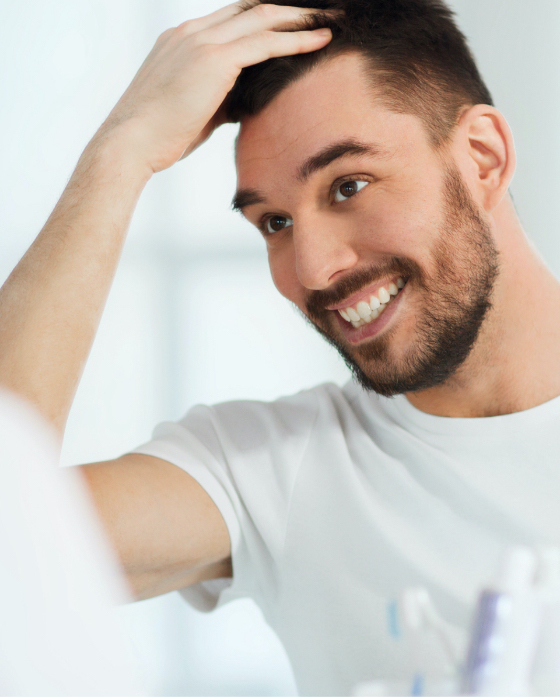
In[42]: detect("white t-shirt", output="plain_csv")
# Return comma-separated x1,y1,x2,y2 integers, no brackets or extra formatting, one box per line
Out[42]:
133,380,560,696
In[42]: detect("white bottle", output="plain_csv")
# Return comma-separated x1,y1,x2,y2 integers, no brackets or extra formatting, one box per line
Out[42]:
401,586,462,675
462,546,541,696
531,547,560,696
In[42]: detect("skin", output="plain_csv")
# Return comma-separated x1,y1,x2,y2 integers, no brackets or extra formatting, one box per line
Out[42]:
2,5,560,600
235,52,560,418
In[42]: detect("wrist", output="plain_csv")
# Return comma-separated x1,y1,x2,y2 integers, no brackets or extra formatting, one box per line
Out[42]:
82,122,155,188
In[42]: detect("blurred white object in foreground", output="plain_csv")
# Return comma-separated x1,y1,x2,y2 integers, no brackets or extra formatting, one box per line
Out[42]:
0,389,143,696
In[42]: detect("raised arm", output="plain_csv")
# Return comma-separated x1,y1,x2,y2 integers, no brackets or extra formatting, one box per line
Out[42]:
0,2,332,434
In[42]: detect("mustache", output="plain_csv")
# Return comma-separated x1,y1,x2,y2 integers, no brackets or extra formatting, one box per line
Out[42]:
305,255,422,321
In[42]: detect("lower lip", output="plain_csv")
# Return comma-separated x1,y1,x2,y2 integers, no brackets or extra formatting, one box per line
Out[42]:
334,283,408,344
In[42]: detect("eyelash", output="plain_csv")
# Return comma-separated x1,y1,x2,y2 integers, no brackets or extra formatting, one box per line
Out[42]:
259,175,372,235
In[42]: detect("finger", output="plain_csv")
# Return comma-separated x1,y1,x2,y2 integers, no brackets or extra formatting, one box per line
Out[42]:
175,2,248,36
201,4,332,45
232,27,333,68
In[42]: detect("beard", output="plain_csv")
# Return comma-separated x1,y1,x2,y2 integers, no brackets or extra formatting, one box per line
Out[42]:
304,165,500,397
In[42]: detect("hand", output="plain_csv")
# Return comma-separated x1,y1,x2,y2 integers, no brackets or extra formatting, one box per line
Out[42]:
97,2,333,174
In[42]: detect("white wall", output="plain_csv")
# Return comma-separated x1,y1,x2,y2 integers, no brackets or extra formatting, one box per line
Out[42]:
0,1,558,694
448,0,560,272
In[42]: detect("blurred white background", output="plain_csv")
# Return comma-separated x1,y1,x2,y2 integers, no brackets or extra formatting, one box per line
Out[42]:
1,1,559,694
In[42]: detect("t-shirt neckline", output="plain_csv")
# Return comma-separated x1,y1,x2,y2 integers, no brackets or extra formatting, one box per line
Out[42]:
378,390,560,437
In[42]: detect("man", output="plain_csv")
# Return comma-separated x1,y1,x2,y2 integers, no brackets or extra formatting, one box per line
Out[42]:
1,0,560,694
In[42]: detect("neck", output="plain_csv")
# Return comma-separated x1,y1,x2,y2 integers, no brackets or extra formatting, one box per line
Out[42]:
406,196,560,417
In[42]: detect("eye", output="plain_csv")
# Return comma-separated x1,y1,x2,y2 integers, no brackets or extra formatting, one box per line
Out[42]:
266,215,293,234
334,179,369,202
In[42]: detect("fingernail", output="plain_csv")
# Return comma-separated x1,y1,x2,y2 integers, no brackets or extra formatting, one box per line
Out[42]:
317,28,332,37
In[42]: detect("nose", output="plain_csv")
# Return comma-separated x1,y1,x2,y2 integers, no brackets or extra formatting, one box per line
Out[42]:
293,213,360,290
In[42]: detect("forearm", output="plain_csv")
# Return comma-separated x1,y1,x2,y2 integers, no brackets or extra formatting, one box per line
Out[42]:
0,130,152,433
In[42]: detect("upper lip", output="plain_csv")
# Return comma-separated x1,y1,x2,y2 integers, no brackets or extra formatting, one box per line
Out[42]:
326,276,404,311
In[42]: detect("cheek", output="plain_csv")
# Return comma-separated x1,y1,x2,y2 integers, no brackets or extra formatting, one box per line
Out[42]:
362,193,443,259
268,245,306,308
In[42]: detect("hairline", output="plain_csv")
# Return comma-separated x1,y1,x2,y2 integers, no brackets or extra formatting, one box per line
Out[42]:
233,46,473,163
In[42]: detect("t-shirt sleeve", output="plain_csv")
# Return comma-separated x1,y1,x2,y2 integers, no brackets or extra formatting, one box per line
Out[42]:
130,390,321,614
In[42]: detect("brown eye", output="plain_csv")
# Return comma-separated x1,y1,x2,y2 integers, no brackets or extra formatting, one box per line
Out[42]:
334,179,369,202
342,181,358,196
266,215,293,234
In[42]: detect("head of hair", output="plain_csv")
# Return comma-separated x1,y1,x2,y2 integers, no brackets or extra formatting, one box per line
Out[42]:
225,0,494,148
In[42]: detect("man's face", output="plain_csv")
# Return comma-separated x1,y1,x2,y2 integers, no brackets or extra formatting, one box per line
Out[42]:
234,53,499,396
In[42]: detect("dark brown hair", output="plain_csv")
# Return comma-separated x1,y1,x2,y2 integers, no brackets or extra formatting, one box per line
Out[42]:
225,0,494,147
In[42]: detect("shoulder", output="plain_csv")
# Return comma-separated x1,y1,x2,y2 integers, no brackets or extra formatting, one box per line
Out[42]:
180,381,351,453
148,380,390,462
142,380,392,477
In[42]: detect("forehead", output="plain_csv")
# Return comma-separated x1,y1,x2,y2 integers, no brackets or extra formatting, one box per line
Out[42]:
235,53,430,186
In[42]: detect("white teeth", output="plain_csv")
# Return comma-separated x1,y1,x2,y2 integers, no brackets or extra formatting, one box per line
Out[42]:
339,309,350,322
378,286,390,304
356,301,372,319
338,277,407,326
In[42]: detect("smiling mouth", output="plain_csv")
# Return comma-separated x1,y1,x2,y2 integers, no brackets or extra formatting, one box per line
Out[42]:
335,277,408,328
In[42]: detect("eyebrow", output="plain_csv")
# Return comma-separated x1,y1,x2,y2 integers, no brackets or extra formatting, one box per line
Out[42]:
297,139,388,182
231,138,389,213
232,188,266,213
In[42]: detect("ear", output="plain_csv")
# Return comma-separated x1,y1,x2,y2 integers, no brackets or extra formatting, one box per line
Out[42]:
455,104,516,212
